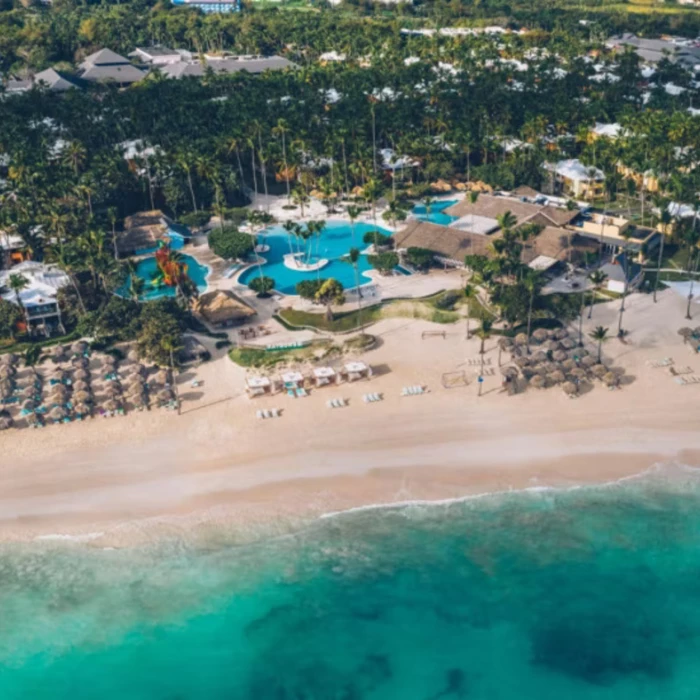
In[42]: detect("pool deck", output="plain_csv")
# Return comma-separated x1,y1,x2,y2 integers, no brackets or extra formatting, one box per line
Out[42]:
180,193,468,345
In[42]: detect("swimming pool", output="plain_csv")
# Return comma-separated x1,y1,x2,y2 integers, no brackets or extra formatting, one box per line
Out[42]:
238,220,394,295
119,253,209,301
412,200,458,226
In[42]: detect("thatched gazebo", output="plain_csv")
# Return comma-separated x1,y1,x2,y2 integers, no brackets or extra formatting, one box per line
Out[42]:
562,381,578,396
529,375,546,389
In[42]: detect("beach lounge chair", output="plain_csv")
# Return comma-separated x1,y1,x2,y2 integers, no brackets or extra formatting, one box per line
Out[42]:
264,409,273,419
287,389,296,398
256,410,264,419
296,388,308,398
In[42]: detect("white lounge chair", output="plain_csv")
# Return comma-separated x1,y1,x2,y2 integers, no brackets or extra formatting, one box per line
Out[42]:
256,410,264,419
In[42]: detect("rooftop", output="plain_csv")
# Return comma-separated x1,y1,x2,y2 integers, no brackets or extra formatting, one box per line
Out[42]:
393,220,495,261
195,290,256,326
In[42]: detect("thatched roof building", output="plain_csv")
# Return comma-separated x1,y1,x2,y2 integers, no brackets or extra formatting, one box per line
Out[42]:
194,290,257,329
393,221,494,265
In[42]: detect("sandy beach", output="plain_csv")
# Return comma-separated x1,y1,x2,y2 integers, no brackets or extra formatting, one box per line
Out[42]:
2,289,700,545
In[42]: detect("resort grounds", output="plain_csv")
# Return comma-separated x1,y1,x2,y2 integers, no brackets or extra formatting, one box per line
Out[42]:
2,288,700,546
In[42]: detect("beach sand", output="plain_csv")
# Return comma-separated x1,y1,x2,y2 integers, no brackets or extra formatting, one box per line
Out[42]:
2,289,700,545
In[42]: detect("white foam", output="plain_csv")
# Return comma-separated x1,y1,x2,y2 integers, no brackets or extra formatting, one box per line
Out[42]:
34,532,105,543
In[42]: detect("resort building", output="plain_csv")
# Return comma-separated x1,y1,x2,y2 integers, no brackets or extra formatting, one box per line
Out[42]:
544,159,605,200
1,231,28,269
77,49,146,85
3,68,80,94
194,290,256,329
600,253,644,294
129,47,182,66
155,54,297,79
606,34,700,70
522,227,598,272
171,0,240,12
116,211,192,258
0,261,69,336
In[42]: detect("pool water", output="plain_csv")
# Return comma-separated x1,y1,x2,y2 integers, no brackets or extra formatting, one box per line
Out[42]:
119,254,209,301
412,200,458,226
238,221,393,295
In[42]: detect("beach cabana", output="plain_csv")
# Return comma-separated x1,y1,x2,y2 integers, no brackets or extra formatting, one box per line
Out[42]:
313,367,338,388
281,371,305,390
245,375,272,398
343,361,372,382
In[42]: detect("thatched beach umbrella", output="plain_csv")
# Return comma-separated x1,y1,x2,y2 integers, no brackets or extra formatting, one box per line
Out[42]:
72,356,89,369
514,333,528,347
73,401,91,416
49,406,66,421
72,341,88,354
591,364,608,379
533,350,548,363
72,380,90,392
521,367,537,380
562,359,576,371
21,399,35,412
0,385,12,401
553,328,569,341
74,369,90,381
103,399,120,412
560,337,576,350
155,369,172,385
500,366,518,379
529,375,546,389
20,384,38,399
26,413,42,427
73,390,92,403
0,353,18,365
544,340,561,352
128,349,140,363
51,366,68,379
532,328,549,343
0,379,14,395
498,337,514,350
105,383,123,398
102,354,118,366
0,365,16,379
569,367,588,380
549,370,566,384
129,393,148,409
514,356,530,369
562,381,578,396
49,385,69,401
50,344,66,362
157,389,175,403
129,363,146,377
603,371,619,387
552,350,568,362
0,415,12,430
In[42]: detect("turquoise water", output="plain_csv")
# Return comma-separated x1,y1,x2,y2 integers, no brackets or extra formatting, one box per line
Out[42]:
118,253,209,301
238,220,393,295
413,199,458,225
4,468,700,698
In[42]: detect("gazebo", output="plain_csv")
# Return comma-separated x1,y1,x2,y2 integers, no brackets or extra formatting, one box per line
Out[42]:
245,375,272,398
343,361,372,382
312,367,338,388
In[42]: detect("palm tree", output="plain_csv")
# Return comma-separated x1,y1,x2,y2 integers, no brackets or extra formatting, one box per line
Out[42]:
653,205,672,303
523,270,542,352
590,325,609,363
496,211,518,233
347,204,362,244
587,269,608,319
463,283,476,339
382,198,408,232
475,318,493,396
46,245,87,315
272,119,291,202
346,247,364,322
292,186,309,217
176,151,198,213
468,190,479,231
683,225,700,320
7,273,29,328
617,230,634,337
62,141,86,179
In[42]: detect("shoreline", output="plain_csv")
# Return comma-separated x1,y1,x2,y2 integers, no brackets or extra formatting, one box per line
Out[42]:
3,290,700,547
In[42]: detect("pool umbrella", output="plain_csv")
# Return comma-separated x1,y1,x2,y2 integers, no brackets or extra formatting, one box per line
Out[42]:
532,328,549,343
603,371,619,387
562,381,578,396
103,399,120,412
591,364,608,379
553,328,569,340
0,353,18,365
73,402,91,415
49,406,66,421
532,350,548,363
514,333,528,346
552,350,568,362
560,338,576,350
581,356,596,368
548,370,566,384
73,390,92,403
72,380,90,392
72,341,88,354
128,349,140,363
74,369,90,381
529,375,546,389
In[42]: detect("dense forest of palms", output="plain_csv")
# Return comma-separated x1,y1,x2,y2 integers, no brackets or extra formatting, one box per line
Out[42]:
0,1,699,356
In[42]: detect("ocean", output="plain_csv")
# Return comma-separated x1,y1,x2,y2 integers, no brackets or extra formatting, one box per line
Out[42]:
2,466,700,699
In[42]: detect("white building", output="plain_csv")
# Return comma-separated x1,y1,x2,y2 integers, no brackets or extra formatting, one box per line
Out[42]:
545,159,605,199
